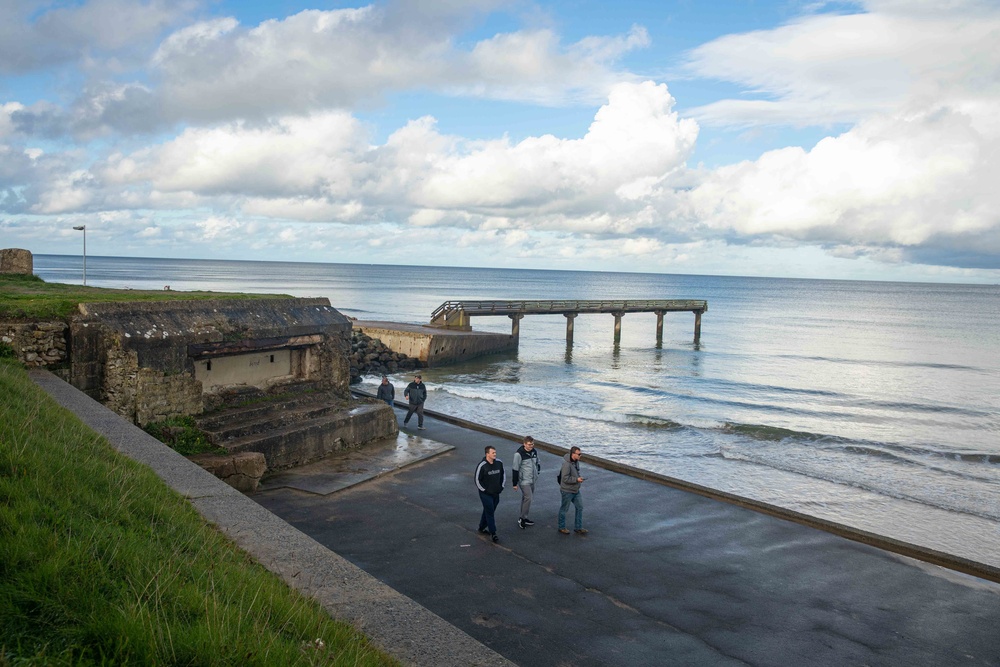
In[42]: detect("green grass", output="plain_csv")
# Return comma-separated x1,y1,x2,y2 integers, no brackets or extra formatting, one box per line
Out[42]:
143,416,226,457
0,359,398,666
0,274,287,321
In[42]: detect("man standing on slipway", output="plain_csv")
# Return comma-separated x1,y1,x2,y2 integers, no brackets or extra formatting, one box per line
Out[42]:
476,446,505,543
403,374,426,429
512,435,541,529
376,375,395,407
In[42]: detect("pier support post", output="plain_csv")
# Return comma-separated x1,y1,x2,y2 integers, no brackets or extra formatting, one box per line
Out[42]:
564,313,578,345
613,312,623,345
694,310,703,344
509,313,524,338
655,310,665,346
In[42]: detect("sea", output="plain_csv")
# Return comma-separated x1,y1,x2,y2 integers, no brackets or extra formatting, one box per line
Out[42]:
32,254,1000,569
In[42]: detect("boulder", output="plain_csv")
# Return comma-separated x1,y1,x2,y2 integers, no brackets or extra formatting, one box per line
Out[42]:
188,451,267,492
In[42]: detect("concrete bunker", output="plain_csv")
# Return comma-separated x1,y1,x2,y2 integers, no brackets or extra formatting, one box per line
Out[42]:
68,298,398,473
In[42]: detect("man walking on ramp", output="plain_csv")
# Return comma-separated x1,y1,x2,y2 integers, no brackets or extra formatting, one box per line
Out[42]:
512,435,540,529
476,446,505,543
403,374,427,429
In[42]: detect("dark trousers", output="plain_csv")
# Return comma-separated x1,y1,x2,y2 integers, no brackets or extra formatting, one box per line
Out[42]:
478,491,500,535
404,402,424,426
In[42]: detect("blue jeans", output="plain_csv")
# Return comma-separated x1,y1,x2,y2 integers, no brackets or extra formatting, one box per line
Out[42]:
479,491,500,535
558,491,583,530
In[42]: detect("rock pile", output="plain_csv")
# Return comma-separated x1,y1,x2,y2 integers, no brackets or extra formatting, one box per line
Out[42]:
349,330,420,383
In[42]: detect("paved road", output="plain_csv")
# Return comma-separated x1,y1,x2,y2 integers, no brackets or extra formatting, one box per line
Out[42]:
253,412,1000,667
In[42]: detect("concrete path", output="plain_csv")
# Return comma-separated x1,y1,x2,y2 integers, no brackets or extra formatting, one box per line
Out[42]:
254,408,1000,667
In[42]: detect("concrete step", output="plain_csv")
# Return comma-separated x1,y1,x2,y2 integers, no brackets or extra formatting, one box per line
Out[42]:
200,381,325,421
200,398,352,443
196,388,334,433
217,401,397,470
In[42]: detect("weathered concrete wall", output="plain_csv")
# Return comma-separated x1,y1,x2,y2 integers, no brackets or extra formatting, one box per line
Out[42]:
0,321,68,366
195,348,293,390
70,298,352,425
188,452,267,492
0,248,33,275
225,402,397,469
355,322,516,367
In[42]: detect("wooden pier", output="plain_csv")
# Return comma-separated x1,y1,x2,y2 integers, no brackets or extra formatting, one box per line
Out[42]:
429,299,708,344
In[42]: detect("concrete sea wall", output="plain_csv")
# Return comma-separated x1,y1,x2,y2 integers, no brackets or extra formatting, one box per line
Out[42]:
354,321,516,367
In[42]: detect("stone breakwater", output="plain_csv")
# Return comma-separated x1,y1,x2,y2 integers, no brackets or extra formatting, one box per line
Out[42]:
349,330,420,383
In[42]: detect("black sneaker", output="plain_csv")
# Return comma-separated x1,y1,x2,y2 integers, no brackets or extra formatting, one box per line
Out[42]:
517,518,525,530
478,527,490,534
491,534,499,543
522,518,535,526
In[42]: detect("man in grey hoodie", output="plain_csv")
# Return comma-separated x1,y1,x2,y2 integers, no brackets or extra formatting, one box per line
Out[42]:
557,446,587,535
512,435,541,529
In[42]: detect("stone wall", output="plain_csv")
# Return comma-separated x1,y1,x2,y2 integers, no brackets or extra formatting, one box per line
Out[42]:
0,321,68,367
136,368,203,425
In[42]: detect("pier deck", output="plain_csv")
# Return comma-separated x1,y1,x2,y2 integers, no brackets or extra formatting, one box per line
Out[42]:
430,299,708,344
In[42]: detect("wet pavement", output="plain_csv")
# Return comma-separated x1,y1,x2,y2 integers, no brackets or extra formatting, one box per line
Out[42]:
253,409,1000,667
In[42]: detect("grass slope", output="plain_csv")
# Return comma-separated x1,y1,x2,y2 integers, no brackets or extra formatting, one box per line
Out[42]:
0,274,287,321
0,359,396,666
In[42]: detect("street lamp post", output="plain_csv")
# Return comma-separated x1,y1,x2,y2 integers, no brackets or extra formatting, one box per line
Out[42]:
72,225,86,286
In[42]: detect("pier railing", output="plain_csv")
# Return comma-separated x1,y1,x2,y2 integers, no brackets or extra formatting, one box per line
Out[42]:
429,299,708,344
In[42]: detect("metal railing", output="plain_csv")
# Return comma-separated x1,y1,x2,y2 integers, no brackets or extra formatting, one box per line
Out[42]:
431,299,707,321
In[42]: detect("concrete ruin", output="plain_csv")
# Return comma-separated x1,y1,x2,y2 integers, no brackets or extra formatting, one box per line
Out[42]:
61,298,398,472
0,248,33,275
69,298,351,422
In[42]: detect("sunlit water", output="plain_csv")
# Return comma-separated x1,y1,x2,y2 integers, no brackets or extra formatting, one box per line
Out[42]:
35,255,1000,567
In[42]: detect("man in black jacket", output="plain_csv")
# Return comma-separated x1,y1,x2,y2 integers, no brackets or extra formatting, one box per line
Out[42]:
403,374,427,429
475,445,505,543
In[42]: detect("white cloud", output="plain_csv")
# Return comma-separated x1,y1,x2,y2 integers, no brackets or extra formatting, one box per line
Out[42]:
90,81,696,238
681,105,1000,266
685,1,1000,129
106,4,645,129
0,0,197,75
410,81,696,214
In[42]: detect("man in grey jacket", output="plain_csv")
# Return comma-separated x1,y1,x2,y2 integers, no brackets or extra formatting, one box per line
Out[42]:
512,435,541,529
558,446,587,535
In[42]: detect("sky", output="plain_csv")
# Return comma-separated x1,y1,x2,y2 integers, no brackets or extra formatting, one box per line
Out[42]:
1,0,999,283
